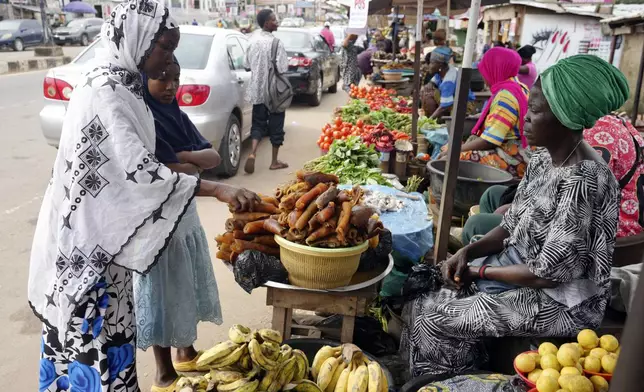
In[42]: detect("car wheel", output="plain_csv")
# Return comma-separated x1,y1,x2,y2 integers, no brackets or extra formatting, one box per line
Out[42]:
80,34,89,46
218,114,242,177
309,77,323,106
13,38,24,51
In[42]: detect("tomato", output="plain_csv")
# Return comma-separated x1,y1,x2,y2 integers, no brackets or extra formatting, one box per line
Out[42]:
333,131,341,139
334,117,342,126
322,142,330,150
356,119,364,128
324,136,331,143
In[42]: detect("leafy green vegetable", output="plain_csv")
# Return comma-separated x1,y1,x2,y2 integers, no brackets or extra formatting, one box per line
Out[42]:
367,108,412,133
340,99,371,124
303,137,390,186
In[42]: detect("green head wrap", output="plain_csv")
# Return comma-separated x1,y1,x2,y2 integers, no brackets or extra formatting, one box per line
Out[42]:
540,55,629,130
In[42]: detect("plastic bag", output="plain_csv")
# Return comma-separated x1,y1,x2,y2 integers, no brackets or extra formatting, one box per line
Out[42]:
401,263,443,301
315,315,398,355
233,250,289,294
358,229,392,272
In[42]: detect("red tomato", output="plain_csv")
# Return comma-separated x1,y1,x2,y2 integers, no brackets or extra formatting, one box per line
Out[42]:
324,136,331,143
332,131,341,139
322,142,330,150
356,119,364,128
334,117,342,126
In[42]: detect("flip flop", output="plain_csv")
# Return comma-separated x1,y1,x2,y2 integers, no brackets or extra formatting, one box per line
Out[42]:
150,377,180,392
244,156,256,174
269,161,289,170
173,351,206,372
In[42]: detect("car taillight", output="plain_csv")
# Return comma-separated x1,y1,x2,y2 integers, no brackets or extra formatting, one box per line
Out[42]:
43,77,73,101
176,85,210,106
288,57,312,67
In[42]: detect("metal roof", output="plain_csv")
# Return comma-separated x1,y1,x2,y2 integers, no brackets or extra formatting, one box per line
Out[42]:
482,0,604,18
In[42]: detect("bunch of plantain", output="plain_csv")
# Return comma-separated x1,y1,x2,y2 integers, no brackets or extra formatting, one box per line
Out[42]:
196,324,311,392
177,376,209,392
312,344,388,392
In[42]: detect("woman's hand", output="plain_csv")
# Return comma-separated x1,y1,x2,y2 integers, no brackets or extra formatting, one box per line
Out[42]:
441,248,470,288
213,183,261,212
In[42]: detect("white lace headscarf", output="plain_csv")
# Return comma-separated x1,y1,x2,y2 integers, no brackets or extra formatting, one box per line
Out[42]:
29,0,197,343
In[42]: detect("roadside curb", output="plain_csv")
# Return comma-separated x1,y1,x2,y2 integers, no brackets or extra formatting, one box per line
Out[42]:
0,56,72,75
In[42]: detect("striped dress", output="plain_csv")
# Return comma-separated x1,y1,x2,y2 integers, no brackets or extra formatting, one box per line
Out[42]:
461,83,532,179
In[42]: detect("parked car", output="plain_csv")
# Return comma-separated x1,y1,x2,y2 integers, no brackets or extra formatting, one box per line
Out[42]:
39,26,253,176
281,18,305,28
52,17,103,46
312,25,368,52
0,19,43,51
272,27,340,106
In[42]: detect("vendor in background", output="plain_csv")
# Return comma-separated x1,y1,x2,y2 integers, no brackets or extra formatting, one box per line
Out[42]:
517,45,538,89
438,47,531,179
402,54,623,378
372,29,393,53
420,46,476,120
320,22,335,52
341,34,361,92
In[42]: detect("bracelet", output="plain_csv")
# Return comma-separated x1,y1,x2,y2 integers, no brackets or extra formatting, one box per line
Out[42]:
479,265,489,280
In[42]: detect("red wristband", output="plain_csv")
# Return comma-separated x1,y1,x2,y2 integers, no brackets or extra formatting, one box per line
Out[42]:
479,265,489,280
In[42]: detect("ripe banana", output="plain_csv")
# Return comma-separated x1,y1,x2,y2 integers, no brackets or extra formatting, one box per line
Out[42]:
317,356,341,391
312,346,340,380
269,356,297,392
380,368,388,392
262,341,281,361
279,344,294,362
239,353,252,370
327,360,348,392
334,366,351,392
249,338,278,371
229,324,252,344
209,370,245,384
350,364,368,392
290,380,324,392
218,378,259,392
197,341,240,368
367,362,382,392
292,350,309,382
260,370,277,391
211,344,248,369
258,328,283,344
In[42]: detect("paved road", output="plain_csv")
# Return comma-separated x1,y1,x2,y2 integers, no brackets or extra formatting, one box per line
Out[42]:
0,46,85,62
0,69,345,389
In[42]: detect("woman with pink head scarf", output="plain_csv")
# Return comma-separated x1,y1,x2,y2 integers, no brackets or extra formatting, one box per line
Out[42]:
440,47,532,179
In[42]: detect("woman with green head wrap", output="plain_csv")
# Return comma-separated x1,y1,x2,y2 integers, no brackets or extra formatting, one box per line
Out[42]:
402,55,622,377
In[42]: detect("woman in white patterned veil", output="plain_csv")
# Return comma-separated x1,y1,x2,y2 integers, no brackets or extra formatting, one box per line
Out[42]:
402,55,625,377
30,1,257,390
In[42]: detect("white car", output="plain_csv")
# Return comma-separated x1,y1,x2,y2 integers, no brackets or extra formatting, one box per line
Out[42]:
40,25,253,176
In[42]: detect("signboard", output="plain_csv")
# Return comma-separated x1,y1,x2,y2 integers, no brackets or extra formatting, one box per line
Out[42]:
225,0,237,6
348,0,369,29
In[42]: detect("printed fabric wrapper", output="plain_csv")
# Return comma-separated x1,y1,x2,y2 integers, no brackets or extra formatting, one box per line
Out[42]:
340,185,434,263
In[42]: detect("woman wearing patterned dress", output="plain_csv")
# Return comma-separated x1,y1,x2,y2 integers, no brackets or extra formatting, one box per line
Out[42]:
402,55,625,377
30,2,258,391
341,34,361,92
134,58,224,391
438,47,532,179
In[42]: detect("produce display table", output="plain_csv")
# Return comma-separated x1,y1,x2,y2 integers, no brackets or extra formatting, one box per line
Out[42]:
264,256,393,343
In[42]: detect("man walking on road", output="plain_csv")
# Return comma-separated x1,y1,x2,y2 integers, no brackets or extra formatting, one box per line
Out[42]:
320,22,335,52
243,9,289,174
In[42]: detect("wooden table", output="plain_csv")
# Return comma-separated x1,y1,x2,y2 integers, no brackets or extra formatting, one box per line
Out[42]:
264,257,393,343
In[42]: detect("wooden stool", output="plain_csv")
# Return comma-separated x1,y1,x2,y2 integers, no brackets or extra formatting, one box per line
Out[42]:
266,284,378,343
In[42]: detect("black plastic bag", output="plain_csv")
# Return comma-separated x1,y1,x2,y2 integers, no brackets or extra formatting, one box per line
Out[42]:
358,229,393,272
401,263,443,301
315,315,398,355
233,250,289,294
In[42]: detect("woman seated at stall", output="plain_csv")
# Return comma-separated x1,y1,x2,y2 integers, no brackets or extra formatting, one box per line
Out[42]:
420,46,476,120
402,55,623,377
438,47,531,179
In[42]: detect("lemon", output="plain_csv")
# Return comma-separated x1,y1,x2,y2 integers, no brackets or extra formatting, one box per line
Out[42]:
561,366,581,376
589,348,608,359
578,329,599,350
567,375,593,392
541,354,561,371
601,353,618,374
557,346,580,367
515,353,537,373
536,375,560,392
539,342,559,356
599,335,619,353
579,357,586,366
576,362,584,374
528,369,544,383
542,368,561,380
559,374,575,390
562,343,582,358
584,356,602,373
589,375,609,392
529,352,542,366
616,346,621,355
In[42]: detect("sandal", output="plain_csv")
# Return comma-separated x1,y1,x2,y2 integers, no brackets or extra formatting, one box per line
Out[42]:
269,161,289,170
151,377,180,392
244,156,256,174
173,350,207,372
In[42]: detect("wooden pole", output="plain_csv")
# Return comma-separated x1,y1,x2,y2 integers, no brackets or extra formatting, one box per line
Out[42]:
631,39,644,124
433,0,481,263
410,0,424,151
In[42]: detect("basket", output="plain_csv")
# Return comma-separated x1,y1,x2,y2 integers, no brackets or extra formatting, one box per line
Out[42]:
513,350,538,388
383,72,402,81
275,235,368,289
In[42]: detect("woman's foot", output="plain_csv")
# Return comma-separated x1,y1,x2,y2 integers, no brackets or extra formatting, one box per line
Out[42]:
153,346,180,389
176,346,199,363
153,373,179,390
270,160,289,170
